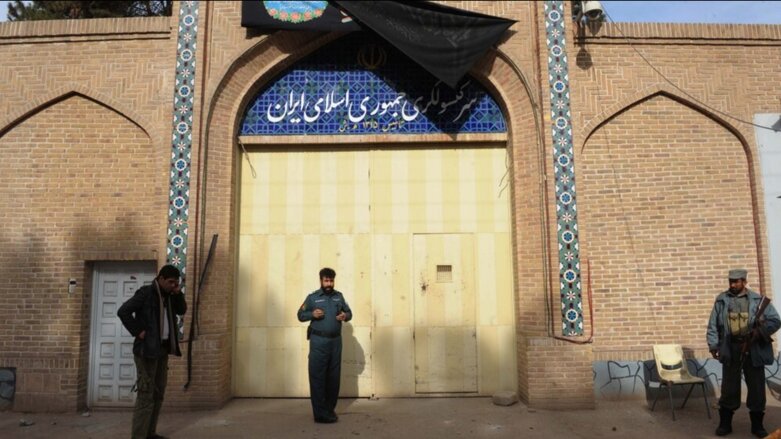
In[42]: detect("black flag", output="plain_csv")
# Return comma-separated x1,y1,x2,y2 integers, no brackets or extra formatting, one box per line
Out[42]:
334,1,515,88
240,1,515,88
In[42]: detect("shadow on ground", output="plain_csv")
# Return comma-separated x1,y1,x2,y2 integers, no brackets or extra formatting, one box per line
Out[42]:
2,396,781,438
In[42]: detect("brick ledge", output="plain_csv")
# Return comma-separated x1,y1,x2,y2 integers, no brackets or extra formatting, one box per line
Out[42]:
0,16,170,39
575,21,781,42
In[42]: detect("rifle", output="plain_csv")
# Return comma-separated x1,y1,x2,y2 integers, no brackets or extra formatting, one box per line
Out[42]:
740,295,772,362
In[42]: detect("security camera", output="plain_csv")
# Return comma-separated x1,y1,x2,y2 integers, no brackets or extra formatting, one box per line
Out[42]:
581,1,604,21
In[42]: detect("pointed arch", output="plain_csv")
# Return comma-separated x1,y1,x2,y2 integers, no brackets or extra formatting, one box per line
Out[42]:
201,28,543,262
578,83,767,293
579,84,751,160
0,85,155,141
199,27,546,402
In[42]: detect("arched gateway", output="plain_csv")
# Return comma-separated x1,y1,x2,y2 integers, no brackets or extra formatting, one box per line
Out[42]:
232,33,517,397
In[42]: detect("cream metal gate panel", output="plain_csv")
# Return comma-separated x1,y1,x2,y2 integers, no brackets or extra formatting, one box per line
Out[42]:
89,261,155,407
235,233,373,397
413,234,477,393
237,146,515,397
236,150,373,397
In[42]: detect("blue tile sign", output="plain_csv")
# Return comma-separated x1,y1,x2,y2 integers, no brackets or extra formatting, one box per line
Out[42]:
240,33,506,135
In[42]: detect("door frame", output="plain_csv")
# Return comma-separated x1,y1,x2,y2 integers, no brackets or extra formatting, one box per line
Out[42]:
412,233,478,394
87,261,156,408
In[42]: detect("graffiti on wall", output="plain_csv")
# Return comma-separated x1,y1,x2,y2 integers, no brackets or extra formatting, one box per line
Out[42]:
0,368,15,410
594,354,781,401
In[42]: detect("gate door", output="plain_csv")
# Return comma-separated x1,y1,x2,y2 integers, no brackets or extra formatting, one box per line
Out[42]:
413,234,477,393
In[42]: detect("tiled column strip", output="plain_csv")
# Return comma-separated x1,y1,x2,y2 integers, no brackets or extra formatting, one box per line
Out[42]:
544,1,583,335
167,0,199,290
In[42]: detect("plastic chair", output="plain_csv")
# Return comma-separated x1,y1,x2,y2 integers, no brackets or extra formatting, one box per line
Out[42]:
651,344,711,420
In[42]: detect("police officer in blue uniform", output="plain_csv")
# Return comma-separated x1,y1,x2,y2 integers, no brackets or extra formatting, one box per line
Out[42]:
707,268,781,437
297,267,353,423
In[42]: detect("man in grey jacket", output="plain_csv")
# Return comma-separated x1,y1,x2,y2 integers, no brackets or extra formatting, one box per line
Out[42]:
707,268,780,438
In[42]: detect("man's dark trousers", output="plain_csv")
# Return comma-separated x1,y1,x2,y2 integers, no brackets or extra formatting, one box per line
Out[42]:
308,334,342,421
132,353,169,439
720,342,766,411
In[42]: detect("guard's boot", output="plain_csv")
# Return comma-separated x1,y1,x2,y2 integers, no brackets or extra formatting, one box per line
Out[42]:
716,409,733,436
750,411,768,438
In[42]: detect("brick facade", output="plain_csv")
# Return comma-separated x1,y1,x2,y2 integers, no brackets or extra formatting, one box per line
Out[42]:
0,1,779,411
572,22,781,362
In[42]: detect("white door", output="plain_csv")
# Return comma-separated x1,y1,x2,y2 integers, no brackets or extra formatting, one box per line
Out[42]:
88,261,156,407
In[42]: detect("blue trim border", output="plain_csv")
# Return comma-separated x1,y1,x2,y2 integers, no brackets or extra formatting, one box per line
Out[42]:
545,1,583,335
167,0,199,288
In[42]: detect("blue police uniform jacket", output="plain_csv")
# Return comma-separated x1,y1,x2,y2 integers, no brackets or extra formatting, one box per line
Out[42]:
706,288,781,367
297,288,352,335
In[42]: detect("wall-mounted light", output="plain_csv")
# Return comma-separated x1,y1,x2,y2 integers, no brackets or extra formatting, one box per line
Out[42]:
573,1,605,69
574,0,604,24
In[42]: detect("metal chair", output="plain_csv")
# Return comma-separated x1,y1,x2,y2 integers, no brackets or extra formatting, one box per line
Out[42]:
651,344,711,420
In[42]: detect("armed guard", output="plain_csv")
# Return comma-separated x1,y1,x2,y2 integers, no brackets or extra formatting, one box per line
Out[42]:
707,268,781,437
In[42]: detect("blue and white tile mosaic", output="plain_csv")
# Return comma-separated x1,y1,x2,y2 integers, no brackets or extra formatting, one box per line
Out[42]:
545,1,582,335
167,0,198,292
240,33,506,135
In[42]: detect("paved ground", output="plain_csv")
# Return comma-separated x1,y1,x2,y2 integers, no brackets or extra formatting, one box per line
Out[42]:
3,396,781,439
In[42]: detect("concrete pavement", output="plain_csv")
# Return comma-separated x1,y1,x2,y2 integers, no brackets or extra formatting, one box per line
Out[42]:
3,396,781,438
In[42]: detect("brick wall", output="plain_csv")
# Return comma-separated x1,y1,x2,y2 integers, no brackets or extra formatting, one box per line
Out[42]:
0,17,173,144
519,336,595,409
1,2,780,412
579,95,758,356
0,96,165,411
0,15,180,411
571,22,781,361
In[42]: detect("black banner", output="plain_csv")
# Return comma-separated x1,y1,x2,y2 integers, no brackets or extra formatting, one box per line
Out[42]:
334,1,515,88
241,1,515,89
241,1,361,31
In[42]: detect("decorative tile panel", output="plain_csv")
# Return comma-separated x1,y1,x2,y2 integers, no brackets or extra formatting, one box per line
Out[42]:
545,1,582,335
167,0,199,293
240,33,506,135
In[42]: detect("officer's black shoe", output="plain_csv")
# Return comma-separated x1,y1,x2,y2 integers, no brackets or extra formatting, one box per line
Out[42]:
716,408,733,436
315,416,338,424
750,411,768,438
